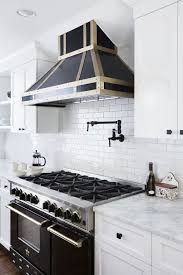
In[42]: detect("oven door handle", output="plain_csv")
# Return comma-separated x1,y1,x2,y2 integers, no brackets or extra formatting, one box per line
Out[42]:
7,205,49,226
47,224,84,248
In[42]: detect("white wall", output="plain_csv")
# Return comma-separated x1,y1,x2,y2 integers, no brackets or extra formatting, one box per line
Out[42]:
5,98,183,195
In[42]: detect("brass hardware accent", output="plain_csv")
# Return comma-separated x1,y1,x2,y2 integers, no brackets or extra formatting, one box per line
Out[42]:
25,248,30,257
47,224,84,248
7,205,49,226
76,52,86,81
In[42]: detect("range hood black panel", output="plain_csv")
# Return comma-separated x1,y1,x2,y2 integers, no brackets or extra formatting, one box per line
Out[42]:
41,54,82,89
80,51,95,80
98,51,134,82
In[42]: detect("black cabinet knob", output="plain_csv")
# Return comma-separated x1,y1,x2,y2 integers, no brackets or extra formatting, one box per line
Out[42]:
180,130,183,135
166,130,172,135
116,233,123,239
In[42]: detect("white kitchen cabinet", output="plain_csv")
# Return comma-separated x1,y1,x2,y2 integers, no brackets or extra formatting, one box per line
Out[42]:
133,0,178,19
178,0,183,139
135,3,178,139
0,178,11,250
152,235,183,275
95,240,151,275
11,59,60,133
95,214,151,264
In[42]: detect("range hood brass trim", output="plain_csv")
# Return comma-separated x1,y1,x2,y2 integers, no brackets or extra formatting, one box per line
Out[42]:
24,75,132,98
23,89,100,106
24,77,99,96
58,44,117,61
76,52,86,81
23,88,133,106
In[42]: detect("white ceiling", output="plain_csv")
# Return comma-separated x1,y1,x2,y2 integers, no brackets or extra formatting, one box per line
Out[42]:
0,0,97,60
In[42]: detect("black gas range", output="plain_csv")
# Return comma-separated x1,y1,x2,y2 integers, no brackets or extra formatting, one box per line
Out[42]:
8,170,144,275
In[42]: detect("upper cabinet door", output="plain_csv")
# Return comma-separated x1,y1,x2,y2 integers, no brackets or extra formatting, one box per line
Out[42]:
178,1,183,139
135,3,178,139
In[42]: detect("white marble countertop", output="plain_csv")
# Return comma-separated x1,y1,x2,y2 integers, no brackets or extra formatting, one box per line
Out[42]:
0,159,93,209
94,193,183,244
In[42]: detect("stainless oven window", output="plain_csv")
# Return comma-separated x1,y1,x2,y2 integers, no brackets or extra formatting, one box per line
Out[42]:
18,215,40,251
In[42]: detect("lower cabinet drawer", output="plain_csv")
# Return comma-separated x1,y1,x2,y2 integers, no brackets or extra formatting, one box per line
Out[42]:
152,235,183,275
95,240,151,275
10,247,44,275
95,213,151,264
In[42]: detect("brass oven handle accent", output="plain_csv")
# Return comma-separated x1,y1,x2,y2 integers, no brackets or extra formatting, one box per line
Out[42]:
7,205,49,226
47,224,84,248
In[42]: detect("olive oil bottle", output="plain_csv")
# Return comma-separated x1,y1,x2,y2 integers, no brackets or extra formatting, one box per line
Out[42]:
146,162,155,196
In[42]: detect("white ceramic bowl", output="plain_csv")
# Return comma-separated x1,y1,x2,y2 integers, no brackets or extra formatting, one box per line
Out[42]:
29,166,43,176
14,170,27,177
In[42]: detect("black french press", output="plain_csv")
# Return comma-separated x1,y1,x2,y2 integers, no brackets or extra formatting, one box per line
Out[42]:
32,150,46,167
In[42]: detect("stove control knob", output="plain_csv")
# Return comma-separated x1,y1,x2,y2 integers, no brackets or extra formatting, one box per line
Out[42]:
20,192,27,201
43,200,51,210
54,207,64,218
30,195,39,204
25,193,32,202
15,188,22,197
11,188,17,195
64,208,72,220
71,211,81,223
48,203,57,213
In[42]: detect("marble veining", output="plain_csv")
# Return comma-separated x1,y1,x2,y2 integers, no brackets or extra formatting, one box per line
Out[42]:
94,193,183,244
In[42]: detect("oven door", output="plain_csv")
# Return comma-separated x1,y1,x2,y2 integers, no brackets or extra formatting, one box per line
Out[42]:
7,201,51,275
48,223,94,275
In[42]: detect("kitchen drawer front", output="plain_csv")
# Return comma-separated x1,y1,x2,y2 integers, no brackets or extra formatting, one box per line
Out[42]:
152,235,183,275
95,240,151,275
10,247,44,275
95,214,151,264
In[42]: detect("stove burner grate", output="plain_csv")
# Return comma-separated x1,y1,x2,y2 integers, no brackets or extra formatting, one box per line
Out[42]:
20,171,144,203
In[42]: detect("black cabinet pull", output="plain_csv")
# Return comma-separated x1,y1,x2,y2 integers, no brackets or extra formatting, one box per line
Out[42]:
180,130,183,135
166,130,172,135
116,233,123,239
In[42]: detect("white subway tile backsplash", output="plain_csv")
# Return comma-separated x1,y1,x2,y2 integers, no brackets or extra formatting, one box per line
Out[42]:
4,97,183,194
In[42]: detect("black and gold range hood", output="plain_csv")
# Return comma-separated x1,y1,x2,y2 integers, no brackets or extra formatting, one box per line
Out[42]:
22,20,134,107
